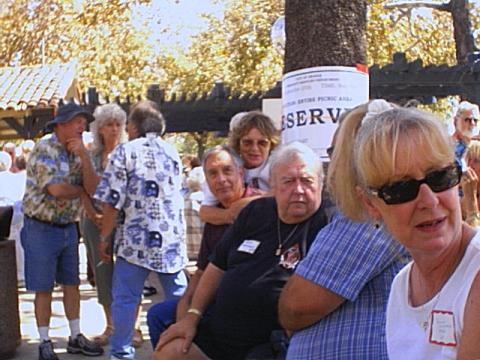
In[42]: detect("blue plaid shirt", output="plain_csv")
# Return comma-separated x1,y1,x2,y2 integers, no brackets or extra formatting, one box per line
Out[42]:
286,212,410,360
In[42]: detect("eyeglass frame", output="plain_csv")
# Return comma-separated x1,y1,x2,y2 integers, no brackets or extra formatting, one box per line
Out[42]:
367,163,462,205
239,138,271,148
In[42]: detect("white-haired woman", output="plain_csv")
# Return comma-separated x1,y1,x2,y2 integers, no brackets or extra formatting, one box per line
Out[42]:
79,103,127,346
329,100,480,359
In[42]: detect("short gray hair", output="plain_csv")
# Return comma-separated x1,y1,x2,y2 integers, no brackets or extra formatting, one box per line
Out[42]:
269,142,323,185
90,103,128,155
202,145,243,171
128,100,165,137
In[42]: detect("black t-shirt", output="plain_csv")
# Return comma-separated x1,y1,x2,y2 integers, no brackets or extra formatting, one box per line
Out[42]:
196,222,229,270
205,196,331,353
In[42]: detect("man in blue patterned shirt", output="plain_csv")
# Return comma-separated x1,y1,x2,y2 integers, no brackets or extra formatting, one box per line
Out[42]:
95,100,188,360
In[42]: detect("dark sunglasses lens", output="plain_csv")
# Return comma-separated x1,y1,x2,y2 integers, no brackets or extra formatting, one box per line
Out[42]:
464,117,478,125
426,165,461,192
380,180,420,205
379,165,460,205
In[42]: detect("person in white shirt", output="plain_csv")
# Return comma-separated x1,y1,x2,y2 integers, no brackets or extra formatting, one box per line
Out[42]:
330,100,480,360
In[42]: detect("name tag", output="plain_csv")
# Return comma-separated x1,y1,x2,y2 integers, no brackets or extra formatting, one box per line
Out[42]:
429,310,457,347
237,240,260,254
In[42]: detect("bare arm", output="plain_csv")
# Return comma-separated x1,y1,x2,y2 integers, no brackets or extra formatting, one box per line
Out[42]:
461,168,480,226
66,138,100,195
457,271,480,359
97,203,118,263
199,196,261,225
175,269,204,320
46,183,84,199
80,192,103,228
279,273,345,332
155,263,225,352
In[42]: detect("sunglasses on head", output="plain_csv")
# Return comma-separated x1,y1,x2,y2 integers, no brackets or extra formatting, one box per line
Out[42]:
368,163,461,205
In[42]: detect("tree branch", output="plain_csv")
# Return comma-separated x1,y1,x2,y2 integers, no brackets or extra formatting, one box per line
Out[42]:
384,1,451,12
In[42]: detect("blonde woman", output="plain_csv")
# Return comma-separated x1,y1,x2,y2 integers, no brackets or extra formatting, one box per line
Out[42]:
329,100,480,359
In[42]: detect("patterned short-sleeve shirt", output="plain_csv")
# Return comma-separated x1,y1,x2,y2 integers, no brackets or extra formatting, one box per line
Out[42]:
94,133,188,273
23,134,82,224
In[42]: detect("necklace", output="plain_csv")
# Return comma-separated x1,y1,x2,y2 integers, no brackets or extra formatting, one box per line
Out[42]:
276,218,299,256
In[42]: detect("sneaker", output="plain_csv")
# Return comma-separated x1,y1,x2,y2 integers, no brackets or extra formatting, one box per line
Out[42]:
39,340,59,360
67,333,104,356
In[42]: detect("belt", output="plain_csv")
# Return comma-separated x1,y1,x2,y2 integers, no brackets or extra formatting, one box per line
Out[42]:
25,215,73,228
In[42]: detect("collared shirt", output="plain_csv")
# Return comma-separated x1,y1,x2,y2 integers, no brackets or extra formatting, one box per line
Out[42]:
23,134,82,224
454,138,467,172
94,133,187,273
286,212,410,360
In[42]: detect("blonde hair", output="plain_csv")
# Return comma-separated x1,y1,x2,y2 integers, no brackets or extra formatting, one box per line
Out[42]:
327,102,454,221
466,140,480,163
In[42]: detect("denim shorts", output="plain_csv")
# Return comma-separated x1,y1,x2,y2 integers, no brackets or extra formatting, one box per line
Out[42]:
21,216,80,291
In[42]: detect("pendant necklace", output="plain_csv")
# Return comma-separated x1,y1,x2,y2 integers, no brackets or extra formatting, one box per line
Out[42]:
276,218,299,256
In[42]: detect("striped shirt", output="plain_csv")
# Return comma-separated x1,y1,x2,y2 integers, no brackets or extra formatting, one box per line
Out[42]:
287,212,410,360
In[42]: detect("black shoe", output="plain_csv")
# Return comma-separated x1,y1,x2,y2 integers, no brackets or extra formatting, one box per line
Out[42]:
143,286,157,297
39,340,59,360
67,333,104,356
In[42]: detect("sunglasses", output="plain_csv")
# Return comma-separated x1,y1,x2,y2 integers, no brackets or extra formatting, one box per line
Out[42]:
368,163,461,205
240,139,270,148
463,117,478,125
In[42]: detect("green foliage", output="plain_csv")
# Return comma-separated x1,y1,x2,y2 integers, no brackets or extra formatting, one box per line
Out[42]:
1,0,479,151
164,0,284,95
0,0,157,98
367,0,457,66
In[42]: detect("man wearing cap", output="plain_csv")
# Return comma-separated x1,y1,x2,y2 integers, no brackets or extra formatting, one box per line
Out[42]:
21,102,104,360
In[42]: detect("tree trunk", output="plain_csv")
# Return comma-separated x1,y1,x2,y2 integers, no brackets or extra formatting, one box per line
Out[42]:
448,0,477,64
284,0,367,73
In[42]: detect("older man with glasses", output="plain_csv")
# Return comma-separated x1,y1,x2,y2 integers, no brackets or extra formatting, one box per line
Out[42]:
452,101,480,171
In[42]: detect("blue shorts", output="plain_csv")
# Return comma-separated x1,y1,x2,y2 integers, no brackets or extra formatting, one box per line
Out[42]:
21,216,80,291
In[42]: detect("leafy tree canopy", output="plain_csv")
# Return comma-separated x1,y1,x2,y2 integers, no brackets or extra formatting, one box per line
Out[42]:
1,0,479,151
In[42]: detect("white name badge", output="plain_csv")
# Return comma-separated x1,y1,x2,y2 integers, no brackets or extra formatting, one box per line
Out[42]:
237,240,261,254
429,310,457,347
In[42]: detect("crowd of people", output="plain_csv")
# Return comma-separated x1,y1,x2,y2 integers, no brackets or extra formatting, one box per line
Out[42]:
1,98,480,360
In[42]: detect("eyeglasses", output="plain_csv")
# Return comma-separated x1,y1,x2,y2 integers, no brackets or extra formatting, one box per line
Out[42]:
240,139,270,148
463,117,478,126
368,163,461,205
